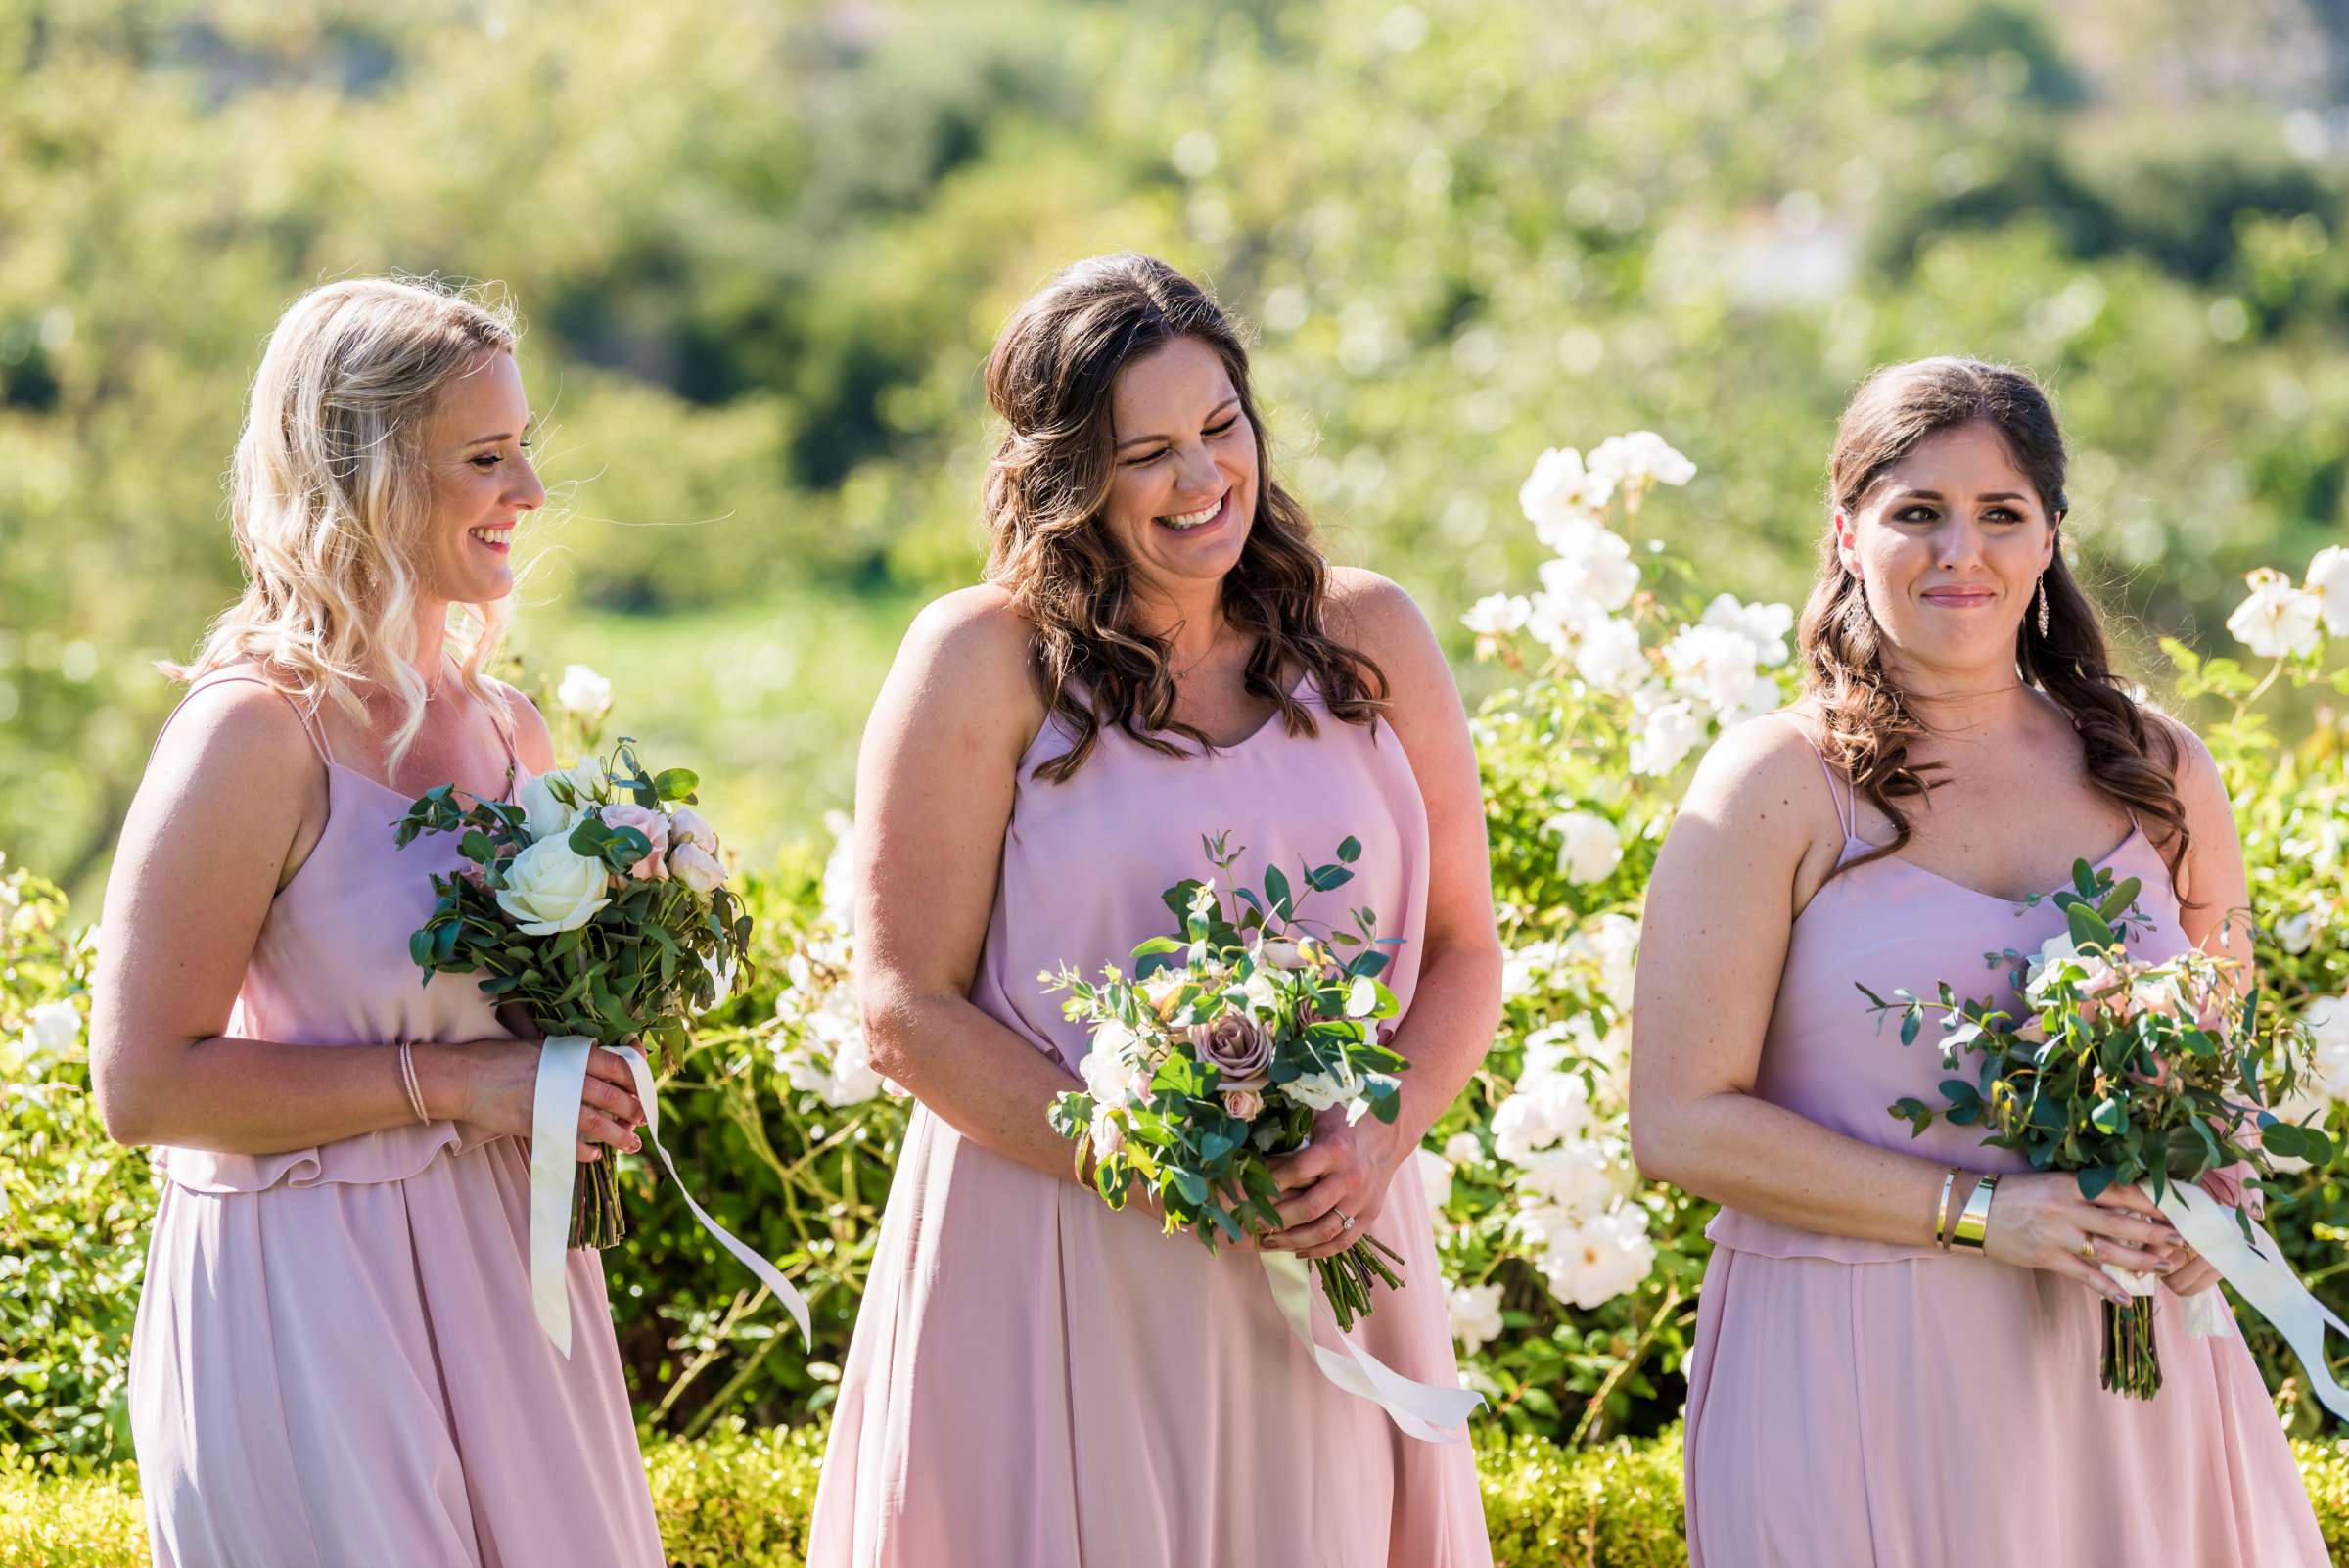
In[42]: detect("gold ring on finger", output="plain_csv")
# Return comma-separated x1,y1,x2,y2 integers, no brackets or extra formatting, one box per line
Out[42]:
2080,1237,2097,1262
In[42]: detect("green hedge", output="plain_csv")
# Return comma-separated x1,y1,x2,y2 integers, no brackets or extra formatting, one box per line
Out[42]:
9,1424,2349,1567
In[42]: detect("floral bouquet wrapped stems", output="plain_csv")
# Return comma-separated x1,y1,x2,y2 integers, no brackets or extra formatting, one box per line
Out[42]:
396,740,810,1355
1044,832,1484,1442
397,741,752,1247
1866,859,2337,1403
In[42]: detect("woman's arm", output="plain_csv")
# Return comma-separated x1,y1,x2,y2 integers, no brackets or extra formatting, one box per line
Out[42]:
89,681,641,1159
1628,715,2170,1300
2155,715,2261,1296
852,587,1096,1185
1263,569,1504,1257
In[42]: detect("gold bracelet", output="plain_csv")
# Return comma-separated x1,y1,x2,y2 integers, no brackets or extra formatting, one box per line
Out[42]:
1951,1174,2000,1251
1933,1168,1960,1250
397,1041,430,1124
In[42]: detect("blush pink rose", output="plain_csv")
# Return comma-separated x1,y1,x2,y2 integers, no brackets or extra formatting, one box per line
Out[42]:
1188,1011,1271,1091
1221,1087,1265,1121
600,803,671,880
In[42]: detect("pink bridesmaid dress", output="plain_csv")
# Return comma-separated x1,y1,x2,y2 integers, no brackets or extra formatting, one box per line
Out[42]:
808,672,1491,1568
1682,724,2326,1566
128,674,663,1568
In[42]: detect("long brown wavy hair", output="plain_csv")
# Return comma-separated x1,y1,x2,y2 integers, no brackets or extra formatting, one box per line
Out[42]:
1801,356,2191,893
982,253,1387,782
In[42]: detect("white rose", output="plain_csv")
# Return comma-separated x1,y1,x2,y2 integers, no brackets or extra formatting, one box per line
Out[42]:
1518,446,1614,533
1444,1131,1484,1166
1573,615,1649,694
1416,1146,1454,1211
1514,1139,1621,1220
1568,913,1641,1003
1089,1108,1127,1161
517,763,607,842
818,810,856,934
1698,593,1796,668
26,999,81,1053
1491,1073,1595,1163
2279,912,2317,956
1664,623,1762,715
494,836,612,935
1587,430,1696,491
668,841,725,896
556,663,614,719
2306,545,2349,635
1544,809,1622,884
1462,593,1532,637
1724,673,1783,727
1535,1206,1658,1310
1081,1039,1135,1110
2226,569,2323,660
1286,1061,1365,1114
1630,698,1705,777
1538,532,1640,616
1447,1280,1506,1352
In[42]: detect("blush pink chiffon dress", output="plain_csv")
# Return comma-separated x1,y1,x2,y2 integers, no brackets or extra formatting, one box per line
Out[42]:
1682,724,2326,1566
807,672,1492,1568
127,673,663,1568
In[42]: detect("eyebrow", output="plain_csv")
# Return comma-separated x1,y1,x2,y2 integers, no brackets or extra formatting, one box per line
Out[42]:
466,417,534,447
1114,396,1240,451
1890,488,2027,504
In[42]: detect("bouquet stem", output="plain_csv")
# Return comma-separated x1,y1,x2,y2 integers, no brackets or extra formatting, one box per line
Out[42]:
1314,1232,1407,1333
569,1155,627,1251
2100,1295,2161,1400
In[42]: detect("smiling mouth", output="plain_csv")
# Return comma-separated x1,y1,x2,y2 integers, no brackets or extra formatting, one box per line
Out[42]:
1156,492,1230,533
468,524,514,552
1921,587,1996,605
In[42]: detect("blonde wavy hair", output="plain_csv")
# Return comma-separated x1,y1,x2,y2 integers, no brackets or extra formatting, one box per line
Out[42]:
171,275,522,769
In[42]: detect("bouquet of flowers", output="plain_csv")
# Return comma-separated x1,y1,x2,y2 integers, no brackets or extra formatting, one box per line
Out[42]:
395,739,755,1249
1865,858,2332,1400
1044,831,1415,1331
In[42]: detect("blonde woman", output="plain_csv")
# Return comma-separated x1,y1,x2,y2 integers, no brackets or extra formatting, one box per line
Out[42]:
92,278,663,1566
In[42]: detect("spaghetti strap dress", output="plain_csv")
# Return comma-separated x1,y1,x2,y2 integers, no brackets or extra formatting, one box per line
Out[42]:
807,671,1492,1568
1681,717,2326,1567
127,672,664,1568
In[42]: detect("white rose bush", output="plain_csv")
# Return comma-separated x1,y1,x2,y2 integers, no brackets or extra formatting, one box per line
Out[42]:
395,739,758,1248
1429,433,1797,1438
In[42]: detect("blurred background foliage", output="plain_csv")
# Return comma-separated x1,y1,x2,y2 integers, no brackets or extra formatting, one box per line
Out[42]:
6,0,2349,899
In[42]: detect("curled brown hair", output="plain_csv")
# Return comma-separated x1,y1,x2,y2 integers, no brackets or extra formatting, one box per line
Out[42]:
981,253,1386,782
1800,356,2191,892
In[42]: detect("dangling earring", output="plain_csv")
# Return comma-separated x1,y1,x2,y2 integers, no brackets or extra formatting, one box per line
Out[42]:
2036,576,2051,639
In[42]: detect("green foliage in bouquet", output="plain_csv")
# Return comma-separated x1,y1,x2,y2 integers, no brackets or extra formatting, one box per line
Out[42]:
1867,858,2334,1398
394,740,757,1248
1044,831,1413,1329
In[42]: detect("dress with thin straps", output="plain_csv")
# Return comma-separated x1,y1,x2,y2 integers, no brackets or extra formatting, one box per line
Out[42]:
1681,715,2325,1566
127,672,663,1568
807,670,1491,1568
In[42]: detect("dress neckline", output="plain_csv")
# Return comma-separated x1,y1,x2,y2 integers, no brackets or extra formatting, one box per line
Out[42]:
1830,821,2146,909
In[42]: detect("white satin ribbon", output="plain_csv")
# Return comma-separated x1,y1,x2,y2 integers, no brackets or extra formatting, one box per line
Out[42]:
2121,1179,2349,1420
1261,1250,1484,1443
529,1035,813,1359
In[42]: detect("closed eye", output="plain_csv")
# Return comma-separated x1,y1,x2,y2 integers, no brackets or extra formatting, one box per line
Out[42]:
1123,417,1242,467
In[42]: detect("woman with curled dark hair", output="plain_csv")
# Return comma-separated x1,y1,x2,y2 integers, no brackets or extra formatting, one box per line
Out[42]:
807,254,1498,1566
1630,357,2325,1565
